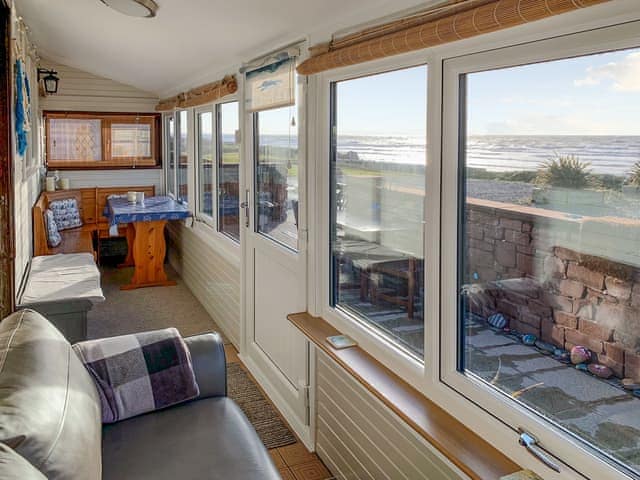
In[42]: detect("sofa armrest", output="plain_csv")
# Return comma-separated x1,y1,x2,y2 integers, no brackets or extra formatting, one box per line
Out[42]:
184,332,227,398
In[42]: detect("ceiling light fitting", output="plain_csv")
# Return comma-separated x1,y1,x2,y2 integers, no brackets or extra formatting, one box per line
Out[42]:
99,0,158,18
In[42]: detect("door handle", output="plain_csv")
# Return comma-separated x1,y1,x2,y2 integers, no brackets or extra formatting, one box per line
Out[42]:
240,189,250,228
518,429,560,472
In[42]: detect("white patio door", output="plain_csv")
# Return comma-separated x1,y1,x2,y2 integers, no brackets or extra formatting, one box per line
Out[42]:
240,71,311,445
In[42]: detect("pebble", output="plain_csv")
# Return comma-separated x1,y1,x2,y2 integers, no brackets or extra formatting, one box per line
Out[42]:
535,341,556,354
570,345,592,365
633,389,640,399
487,313,507,329
552,348,571,363
522,334,537,346
588,364,613,379
576,363,588,372
622,378,640,390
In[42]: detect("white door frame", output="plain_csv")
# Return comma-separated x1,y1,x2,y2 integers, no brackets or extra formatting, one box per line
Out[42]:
239,62,315,449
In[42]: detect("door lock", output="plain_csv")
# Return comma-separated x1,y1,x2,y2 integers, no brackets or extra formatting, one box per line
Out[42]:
240,189,250,228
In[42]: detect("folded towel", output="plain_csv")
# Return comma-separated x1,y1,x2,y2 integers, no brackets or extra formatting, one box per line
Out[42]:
73,328,200,423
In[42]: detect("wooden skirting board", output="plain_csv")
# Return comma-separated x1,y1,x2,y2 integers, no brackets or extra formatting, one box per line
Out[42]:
287,311,520,480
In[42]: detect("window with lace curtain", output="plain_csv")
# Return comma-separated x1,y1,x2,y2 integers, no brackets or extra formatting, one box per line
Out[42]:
44,111,161,169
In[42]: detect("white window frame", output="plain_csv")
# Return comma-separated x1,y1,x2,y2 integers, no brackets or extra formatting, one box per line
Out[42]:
195,105,216,227
175,108,191,206
215,99,241,244
315,50,432,392
190,99,241,259
163,112,176,198
312,2,640,479
441,21,640,480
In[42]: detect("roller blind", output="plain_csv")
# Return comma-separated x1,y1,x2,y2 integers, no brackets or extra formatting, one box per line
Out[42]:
245,57,296,112
297,0,611,75
156,75,238,111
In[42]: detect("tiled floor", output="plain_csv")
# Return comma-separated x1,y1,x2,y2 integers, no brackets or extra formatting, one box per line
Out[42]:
224,344,334,480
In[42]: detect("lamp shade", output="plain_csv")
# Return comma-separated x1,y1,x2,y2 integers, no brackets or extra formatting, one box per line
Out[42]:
99,0,158,17
43,74,59,94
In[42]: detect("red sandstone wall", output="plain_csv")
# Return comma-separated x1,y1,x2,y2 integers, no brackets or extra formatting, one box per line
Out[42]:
465,198,640,380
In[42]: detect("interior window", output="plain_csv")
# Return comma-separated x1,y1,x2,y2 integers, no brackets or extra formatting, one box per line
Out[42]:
111,122,152,159
254,104,299,250
217,101,240,242
45,112,159,169
49,117,102,162
330,66,427,359
458,46,640,473
177,110,189,204
166,115,176,197
197,110,214,218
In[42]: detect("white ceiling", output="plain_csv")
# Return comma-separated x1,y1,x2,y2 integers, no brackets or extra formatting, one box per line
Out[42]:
16,0,426,96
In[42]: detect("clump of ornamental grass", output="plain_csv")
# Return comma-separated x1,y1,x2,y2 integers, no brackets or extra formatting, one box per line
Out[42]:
535,154,598,189
626,161,640,188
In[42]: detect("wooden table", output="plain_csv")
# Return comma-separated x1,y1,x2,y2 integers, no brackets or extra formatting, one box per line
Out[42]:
107,196,191,290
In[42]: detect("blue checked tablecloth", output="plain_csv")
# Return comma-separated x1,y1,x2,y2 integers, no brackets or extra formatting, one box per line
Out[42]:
106,196,191,236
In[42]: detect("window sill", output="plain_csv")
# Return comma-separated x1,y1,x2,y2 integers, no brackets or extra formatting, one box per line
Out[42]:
287,311,521,480
46,164,162,171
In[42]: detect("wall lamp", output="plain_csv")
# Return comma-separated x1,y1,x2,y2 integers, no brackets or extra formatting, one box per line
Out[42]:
37,68,60,95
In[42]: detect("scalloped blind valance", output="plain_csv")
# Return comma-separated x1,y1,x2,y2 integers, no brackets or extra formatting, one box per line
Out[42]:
156,75,238,111
296,0,611,75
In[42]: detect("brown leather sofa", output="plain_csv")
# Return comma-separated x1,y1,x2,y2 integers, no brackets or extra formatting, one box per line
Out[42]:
0,309,281,479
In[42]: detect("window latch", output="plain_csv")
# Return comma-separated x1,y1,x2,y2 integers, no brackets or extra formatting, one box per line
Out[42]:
518,429,560,472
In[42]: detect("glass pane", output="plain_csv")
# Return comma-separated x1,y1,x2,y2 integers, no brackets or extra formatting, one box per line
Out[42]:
255,105,298,249
49,118,102,161
166,116,175,196
177,110,189,204
197,111,214,217
111,123,151,158
459,47,640,473
331,66,427,359
218,102,240,242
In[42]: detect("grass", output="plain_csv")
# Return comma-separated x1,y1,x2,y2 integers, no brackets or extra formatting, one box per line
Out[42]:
627,161,640,188
535,155,596,189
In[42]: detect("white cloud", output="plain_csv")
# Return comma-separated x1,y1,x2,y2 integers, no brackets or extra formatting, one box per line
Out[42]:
574,52,640,92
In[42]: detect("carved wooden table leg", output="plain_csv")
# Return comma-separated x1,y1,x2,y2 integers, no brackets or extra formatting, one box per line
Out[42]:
117,223,136,268
121,220,176,290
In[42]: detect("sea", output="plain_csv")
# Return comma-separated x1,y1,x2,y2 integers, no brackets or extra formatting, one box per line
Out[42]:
334,135,640,176
246,134,640,177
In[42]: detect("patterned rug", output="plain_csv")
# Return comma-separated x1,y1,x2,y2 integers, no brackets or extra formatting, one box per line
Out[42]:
227,362,297,449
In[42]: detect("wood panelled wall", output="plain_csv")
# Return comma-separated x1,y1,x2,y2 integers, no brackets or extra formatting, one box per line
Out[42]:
316,352,466,480
11,4,40,297
167,224,241,346
38,60,162,188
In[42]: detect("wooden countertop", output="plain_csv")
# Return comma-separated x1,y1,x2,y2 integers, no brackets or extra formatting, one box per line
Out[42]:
288,311,520,480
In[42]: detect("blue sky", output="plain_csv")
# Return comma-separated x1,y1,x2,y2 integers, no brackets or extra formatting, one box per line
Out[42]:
330,47,640,137
468,48,640,136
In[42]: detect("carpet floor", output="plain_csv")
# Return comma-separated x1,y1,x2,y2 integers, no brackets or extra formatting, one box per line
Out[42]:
88,264,297,450
87,265,228,343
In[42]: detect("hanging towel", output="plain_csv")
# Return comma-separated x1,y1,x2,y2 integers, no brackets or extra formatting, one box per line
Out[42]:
15,59,31,157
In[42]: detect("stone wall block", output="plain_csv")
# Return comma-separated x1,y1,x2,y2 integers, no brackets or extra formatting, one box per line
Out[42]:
559,279,586,299
499,218,523,232
495,241,516,268
565,329,604,354
554,311,578,329
604,276,632,301
567,263,605,290
579,319,613,342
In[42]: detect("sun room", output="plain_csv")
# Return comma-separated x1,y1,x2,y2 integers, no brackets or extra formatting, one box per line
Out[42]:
1,0,639,479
